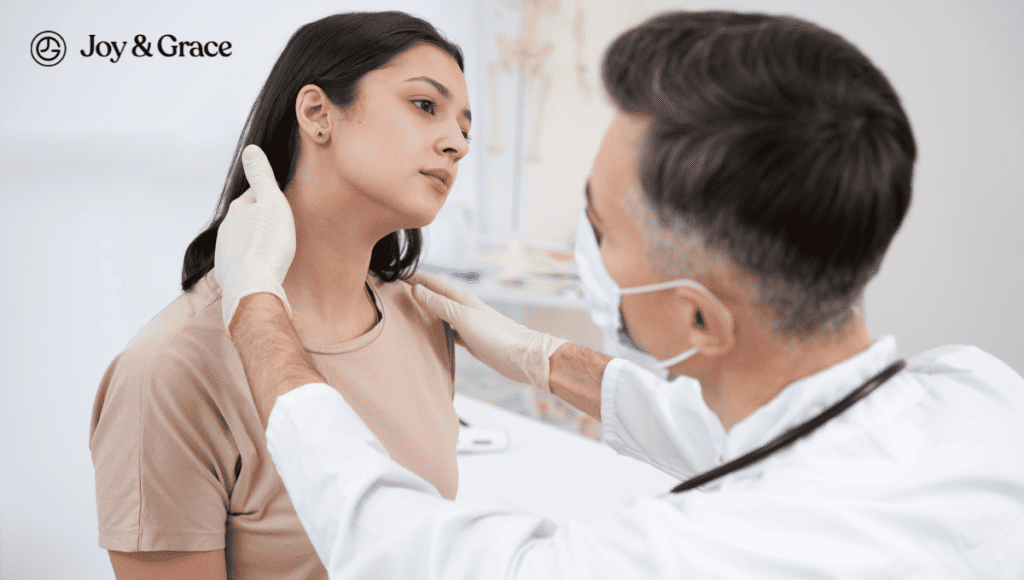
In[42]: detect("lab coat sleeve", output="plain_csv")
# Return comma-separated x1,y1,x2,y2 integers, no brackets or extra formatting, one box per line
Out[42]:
600,358,724,480
267,384,729,579
265,384,557,579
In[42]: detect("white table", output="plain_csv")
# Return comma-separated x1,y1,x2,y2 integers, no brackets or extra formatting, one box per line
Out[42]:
453,393,679,525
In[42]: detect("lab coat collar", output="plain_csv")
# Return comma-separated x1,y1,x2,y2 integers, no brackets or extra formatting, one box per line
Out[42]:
721,335,899,463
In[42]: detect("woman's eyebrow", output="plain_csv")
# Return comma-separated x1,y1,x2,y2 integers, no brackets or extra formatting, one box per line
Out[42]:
403,76,472,123
405,76,450,98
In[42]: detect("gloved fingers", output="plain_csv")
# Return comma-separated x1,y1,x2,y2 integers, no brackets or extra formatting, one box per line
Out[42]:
222,186,293,252
214,148,296,335
226,188,256,218
412,283,468,325
407,271,463,300
241,144,281,202
407,271,481,307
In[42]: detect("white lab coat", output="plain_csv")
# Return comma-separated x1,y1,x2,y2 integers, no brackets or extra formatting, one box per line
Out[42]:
266,337,1024,578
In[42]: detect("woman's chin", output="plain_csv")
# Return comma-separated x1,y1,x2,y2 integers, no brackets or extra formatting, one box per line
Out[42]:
392,207,441,231
405,199,446,228
369,190,446,231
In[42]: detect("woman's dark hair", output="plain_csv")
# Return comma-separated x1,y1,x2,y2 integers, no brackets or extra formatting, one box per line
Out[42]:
182,11,464,291
603,11,916,338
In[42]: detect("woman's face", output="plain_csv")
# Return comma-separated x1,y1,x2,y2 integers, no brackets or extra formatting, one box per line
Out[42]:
326,43,471,231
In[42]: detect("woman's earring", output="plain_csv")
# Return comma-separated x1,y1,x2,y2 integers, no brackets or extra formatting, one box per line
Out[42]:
316,130,324,139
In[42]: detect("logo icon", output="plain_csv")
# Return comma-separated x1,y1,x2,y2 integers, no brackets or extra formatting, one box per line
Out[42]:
31,31,66,67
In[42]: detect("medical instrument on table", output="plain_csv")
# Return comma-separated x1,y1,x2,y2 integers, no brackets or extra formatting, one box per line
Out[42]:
456,416,511,454
671,358,906,493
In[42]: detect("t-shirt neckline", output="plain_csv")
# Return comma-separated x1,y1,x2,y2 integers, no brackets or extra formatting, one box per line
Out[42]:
300,279,386,355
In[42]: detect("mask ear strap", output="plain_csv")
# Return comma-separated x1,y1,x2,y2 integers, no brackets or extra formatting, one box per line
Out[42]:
620,279,694,295
654,346,699,369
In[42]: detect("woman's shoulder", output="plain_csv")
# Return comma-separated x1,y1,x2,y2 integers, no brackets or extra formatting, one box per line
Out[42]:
91,274,246,453
108,273,236,393
370,272,440,328
369,272,456,381
129,275,222,345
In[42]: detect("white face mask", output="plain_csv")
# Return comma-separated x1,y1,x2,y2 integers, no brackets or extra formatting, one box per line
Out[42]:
574,209,730,369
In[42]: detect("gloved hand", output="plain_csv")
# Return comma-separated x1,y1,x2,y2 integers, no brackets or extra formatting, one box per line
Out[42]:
409,271,568,393
215,144,296,334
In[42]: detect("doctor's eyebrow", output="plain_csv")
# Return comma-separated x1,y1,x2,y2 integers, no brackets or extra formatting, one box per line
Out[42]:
403,76,472,123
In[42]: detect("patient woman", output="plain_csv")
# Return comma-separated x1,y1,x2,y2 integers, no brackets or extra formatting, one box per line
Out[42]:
89,11,470,579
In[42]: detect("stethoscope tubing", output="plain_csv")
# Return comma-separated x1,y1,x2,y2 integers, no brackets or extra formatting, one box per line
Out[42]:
671,359,907,493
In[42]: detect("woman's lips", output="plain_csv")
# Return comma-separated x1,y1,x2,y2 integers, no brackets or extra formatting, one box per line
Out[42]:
420,169,452,191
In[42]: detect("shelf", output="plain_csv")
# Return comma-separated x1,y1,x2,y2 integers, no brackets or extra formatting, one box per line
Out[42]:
420,262,589,311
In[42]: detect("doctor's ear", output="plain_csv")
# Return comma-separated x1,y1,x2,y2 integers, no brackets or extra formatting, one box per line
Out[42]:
295,84,333,144
677,286,735,358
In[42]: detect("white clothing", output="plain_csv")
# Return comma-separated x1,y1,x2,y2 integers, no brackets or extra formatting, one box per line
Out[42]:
266,337,1024,578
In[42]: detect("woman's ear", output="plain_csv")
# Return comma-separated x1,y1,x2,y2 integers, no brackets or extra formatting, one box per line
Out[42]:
295,84,331,144
676,284,736,358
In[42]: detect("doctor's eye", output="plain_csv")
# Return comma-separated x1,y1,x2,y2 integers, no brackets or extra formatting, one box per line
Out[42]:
585,207,603,245
412,99,437,115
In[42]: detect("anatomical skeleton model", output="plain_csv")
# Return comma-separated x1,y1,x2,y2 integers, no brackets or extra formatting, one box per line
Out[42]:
488,0,589,164
483,0,591,273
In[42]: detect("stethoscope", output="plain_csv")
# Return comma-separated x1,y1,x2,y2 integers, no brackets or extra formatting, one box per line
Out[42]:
671,359,907,493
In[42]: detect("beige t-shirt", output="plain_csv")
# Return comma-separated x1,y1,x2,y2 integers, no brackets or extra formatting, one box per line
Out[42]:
90,271,457,579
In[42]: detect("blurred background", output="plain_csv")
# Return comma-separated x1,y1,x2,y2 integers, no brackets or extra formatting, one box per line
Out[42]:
1,1,1021,578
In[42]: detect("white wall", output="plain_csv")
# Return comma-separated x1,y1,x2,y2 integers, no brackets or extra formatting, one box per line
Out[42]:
0,1,1020,579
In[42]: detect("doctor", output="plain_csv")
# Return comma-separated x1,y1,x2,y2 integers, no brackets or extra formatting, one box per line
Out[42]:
217,11,1024,578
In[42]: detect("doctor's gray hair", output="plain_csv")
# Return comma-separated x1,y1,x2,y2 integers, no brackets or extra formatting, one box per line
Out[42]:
603,11,916,339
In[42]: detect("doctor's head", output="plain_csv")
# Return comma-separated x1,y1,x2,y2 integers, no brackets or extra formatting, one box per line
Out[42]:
589,11,915,377
182,11,469,291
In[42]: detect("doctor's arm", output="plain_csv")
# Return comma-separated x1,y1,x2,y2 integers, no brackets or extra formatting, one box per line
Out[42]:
226,291,693,580
229,292,323,425
547,341,611,420
223,288,566,579
225,293,728,579
411,272,721,478
547,344,723,483
409,271,611,419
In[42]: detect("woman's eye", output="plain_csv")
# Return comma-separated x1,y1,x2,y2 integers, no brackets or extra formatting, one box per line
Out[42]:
463,132,472,142
413,99,436,115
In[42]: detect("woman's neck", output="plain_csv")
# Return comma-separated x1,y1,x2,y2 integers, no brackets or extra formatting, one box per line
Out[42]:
280,168,386,345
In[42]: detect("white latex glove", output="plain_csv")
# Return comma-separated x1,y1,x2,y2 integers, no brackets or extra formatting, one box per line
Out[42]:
409,271,568,393
214,144,296,334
